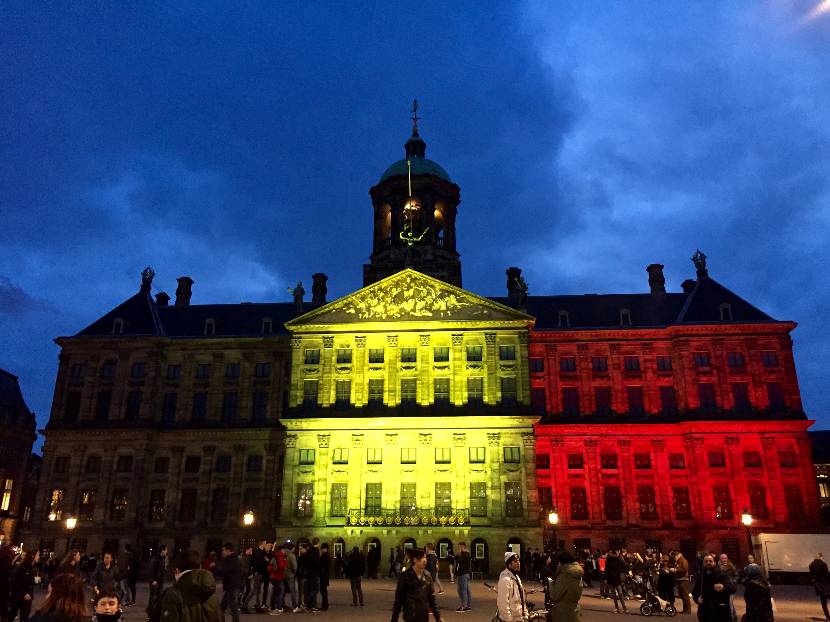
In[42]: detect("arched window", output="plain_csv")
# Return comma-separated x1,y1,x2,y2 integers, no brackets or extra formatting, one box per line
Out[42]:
204,318,216,336
719,303,733,321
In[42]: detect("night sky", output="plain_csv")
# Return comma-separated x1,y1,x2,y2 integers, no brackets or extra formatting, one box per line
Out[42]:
3,2,830,446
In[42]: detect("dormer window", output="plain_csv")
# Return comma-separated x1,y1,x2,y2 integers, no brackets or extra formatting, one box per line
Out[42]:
112,318,124,335
620,309,632,326
719,303,733,321
558,310,570,328
204,319,215,336
261,318,273,334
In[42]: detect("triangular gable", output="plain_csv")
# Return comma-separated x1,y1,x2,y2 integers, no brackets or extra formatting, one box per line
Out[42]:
676,278,774,324
76,289,164,337
287,269,533,330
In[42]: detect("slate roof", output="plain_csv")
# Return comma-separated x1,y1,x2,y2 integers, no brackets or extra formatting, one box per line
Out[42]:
73,275,780,339
0,369,35,430
810,431,830,464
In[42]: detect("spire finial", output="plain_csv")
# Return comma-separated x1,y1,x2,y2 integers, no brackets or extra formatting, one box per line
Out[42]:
411,99,420,136
141,266,155,292
691,249,709,279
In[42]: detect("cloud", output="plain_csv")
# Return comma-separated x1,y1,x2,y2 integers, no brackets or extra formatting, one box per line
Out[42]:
0,275,50,314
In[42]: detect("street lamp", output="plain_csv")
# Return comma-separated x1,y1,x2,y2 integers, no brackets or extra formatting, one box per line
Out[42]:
243,510,255,527
547,510,559,554
64,515,77,555
741,508,753,559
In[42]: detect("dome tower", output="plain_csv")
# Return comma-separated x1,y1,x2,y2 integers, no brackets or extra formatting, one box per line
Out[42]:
363,102,462,287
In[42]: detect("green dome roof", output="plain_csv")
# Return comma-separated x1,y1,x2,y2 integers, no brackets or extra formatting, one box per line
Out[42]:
379,157,452,183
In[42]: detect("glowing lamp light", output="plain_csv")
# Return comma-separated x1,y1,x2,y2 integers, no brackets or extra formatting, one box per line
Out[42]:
47,512,57,522
243,510,255,526
548,511,559,526
741,509,753,527
65,516,77,530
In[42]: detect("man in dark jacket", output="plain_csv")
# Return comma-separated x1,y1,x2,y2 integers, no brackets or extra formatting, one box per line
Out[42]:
149,545,169,615
391,548,443,622
246,541,267,612
454,542,472,612
160,549,223,622
671,551,693,615
692,555,735,622
302,539,321,611
318,543,331,611
810,552,830,621
366,545,379,580
216,544,242,622
346,547,365,606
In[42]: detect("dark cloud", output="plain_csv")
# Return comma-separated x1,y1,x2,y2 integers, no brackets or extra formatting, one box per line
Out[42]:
0,276,49,314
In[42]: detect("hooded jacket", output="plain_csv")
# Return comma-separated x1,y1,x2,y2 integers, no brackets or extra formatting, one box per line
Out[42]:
497,567,528,622
550,562,583,622
160,569,222,622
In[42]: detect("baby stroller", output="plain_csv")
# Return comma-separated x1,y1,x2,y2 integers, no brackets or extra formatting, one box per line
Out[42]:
639,588,676,617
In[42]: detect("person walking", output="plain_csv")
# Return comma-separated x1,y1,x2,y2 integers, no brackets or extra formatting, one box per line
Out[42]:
9,551,39,622
446,549,455,583
605,550,627,614
318,543,331,611
346,547,365,607
238,547,253,612
159,549,223,622
425,544,444,595
28,573,88,622
810,553,830,621
497,551,528,622
216,544,243,622
119,545,136,606
741,564,773,622
93,553,119,597
391,548,444,622
671,551,693,615
454,542,472,612
549,551,583,622
693,555,735,622
148,545,168,618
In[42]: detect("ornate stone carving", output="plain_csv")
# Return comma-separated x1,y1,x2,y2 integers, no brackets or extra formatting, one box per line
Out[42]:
610,344,621,354
577,344,588,353
521,432,535,447
545,344,557,355
761,436,775,448
642,343,653,354
485,333,496,345
387,335,398,347
290,337,303,350
726,436,740,446
385,433,398,446
317,434,330,448
419,334,430,346
453,433,466,447
452,334,463,346
355,336,366,348
652,439,665,452
351,434,364,447
550,437,564,448
487,432,501,447
285,435,297,448
419,433,432,446
322,336,334,349
518,333,529,345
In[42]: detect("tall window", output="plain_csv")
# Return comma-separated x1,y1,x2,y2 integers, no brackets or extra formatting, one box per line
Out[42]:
500,377,517,405
221,392,238,423
627,386,644,416
467,378,484,405
166,364,181,380
191,392,207,422
246,455,263,472
304,349,321,364
784,486,806,519
211,488,229,523
562,387,580,416
592,356,608,372
332,448,349,464
433,347,450,363
600,453,618,469
435,482,452,515
78,489,96,520
673,487,692,520
367,448,383,464
162,392,177,424
761,351,779,367
732,383,751,413
659,386,677,415
727,352,745,368
531,387,547,415
567,453,584,470
100,360,116,379
368,379,384,407
604,486,623,520
303,380,319,407
434,378,450,406
254,362,271,378
0,479,12,512
638,486,658,520
48,488,64,520
504,482,523,517
713,486,733,519
529,357,544,372
656,356,672,371
595,387,612,415
778,450,797,468
125,391,142,420
503,446,521,463
693,352,711,368
224,363,240,378
560,357,577,372
634,453,652,469
537,487,553,511
499,345,516,361
110,489,128,521
400,483,417,516
115,455,133,473
336,348,353,364
298,449,315,465
148,490,165,522
698,383,716,411
252,391,268,422
94,391,111,421
767,382,785,409
470,482,487,517
184,456,201,473
53,457,69,474
536,453,551,469
335,380,351,409
84,456,101,473
368,348,384,364
623,356,640,372
400,448,416,464
434,448,451,464
296,484,313,518
195,364,211,380
364,483,382,516
748,484,769,519
708,451,726,468
400,348,417,363
570,487,588,520
743,451,762,468
130,362,145,379
215,455,232,473
669,453,686,469
154,457,170,474
397,378,416,406
64,391,81,422
467,346,483,362
469,447,486,463
330,483,347,517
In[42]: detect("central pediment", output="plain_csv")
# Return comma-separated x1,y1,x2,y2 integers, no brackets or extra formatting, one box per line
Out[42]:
287,269,533,330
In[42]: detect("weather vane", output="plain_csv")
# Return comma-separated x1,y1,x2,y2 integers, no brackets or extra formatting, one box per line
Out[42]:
411,99,420,134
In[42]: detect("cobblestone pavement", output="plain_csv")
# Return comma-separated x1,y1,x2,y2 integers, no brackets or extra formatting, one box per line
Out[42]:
31,578,826,622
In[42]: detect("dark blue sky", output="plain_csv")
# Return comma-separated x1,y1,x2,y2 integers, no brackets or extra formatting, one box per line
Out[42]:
3,2,829,444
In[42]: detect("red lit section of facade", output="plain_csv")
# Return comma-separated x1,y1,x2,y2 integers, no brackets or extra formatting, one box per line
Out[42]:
530,322,821,558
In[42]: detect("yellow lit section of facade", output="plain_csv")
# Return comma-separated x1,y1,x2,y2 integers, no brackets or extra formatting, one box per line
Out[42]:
280,270,543,573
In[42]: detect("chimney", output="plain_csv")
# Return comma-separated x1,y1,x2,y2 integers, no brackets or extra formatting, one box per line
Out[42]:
646,264,666,294
681,279,696,294
311,273,328,307
506,266,528,311
175,276,194,307
292,282,306,313
155,292,171,306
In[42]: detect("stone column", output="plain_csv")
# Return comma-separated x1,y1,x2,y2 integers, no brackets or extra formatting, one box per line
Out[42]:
289,338,303,407
485,333,497,405
386,335,399,405
315,434,330,527
488,433,503,522
354,336,366,406
451,334,464,405
418,334,430,405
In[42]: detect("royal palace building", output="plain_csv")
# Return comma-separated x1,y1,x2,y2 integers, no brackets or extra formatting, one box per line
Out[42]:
24,119,823,572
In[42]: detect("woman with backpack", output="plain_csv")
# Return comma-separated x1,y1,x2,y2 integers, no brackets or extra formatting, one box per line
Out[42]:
268,545,287,614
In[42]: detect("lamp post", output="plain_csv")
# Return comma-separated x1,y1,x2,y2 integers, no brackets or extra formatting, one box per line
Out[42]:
64,515,77,555
741,508,753,560
547,510,559,554
243,510,255,527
